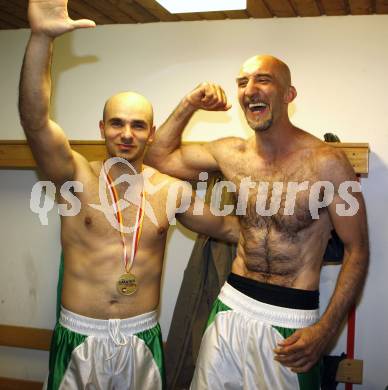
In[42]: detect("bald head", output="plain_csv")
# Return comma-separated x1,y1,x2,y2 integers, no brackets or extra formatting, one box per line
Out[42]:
103,91,154,125
239,55,292,88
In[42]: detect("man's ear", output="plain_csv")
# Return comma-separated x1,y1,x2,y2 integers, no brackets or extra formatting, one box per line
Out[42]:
99,120,105,139
284,86,297,104
147,125,156,144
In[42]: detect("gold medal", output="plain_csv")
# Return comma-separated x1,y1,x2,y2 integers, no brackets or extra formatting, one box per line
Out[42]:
104,161,145,297
117,273,137,296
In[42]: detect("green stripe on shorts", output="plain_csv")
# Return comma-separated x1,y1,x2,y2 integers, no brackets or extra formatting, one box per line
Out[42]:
48,322,87,390
136,323,166,389
206,298,232,328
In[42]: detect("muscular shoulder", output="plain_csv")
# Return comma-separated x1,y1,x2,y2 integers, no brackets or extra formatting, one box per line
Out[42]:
206,136,248,157
313,143,356,184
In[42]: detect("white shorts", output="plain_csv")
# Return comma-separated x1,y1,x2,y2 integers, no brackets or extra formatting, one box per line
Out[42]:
191,276,320,390
47,307,165,390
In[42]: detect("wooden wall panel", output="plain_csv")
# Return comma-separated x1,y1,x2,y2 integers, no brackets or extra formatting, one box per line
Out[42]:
331,142,369,174
0,324,52,350
0,140,369,174
0,377,44,390
0,141,107,169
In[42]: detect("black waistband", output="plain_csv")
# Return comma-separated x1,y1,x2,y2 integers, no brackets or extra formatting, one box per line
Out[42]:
227,273,319,310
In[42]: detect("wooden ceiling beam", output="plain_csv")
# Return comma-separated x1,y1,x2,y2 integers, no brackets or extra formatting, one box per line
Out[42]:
0,8,27,28
132,0,180,22
224,10,250,19
0,0,27,22
320,0,348,14
246,0,273,18
68,0,115,25
109,0,158,23
0,16,18,29
264,0,297,16
198,11,228,20
67,7,85,20
291,0,322,16
175,13,203,21
349,0,373,13
375,0,388,13
8,0,27,9
83,0,136,23
2,0,388,30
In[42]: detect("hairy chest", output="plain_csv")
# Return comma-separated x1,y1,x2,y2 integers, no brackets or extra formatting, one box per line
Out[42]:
218,150,327,235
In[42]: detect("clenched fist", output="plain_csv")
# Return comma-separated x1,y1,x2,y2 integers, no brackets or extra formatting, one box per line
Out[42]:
185,82,231,112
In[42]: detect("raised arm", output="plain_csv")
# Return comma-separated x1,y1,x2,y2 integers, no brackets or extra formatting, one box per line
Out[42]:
275,150,369,372
145,83,231,180
19,0,95,184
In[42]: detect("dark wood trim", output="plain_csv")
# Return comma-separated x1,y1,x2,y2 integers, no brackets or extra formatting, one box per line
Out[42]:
0,377,44,390
0,324,52,351
0,140,370,174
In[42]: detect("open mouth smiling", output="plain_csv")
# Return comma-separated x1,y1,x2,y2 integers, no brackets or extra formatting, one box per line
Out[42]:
248,102,269,114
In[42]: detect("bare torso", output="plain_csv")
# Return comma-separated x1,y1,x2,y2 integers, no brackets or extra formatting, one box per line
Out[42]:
60,159,172,319
214,133,333,290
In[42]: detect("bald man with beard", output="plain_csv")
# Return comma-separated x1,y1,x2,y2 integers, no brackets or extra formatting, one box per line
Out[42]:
18,1,240,389
146,55,369,389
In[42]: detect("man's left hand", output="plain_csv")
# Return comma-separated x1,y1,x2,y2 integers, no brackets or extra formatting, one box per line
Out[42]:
273,323,330,373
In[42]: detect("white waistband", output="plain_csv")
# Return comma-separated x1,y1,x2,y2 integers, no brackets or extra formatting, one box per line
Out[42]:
59,306,158,337
219,282,319,329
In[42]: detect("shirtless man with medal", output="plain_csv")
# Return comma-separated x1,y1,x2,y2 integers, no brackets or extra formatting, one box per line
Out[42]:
18,1,240,389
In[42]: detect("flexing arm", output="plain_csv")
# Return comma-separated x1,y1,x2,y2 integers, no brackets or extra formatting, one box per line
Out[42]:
167,178,239,242
145,83,231,180
177,196,240,243
19,0,95,184
275,150,369,372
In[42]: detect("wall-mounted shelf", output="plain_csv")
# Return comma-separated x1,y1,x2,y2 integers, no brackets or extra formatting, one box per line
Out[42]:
0,140,107,169
330,143,369,175
0,140,369,174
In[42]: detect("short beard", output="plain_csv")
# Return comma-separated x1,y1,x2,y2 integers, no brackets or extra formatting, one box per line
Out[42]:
248,117,273,132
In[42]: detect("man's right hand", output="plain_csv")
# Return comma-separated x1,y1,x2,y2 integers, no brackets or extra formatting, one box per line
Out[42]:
185,82,231,112
28,0,95,38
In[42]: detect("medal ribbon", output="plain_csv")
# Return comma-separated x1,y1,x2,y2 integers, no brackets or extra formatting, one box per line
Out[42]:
103,163,145,274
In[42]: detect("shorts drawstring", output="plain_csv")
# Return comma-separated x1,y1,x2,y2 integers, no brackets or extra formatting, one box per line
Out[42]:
106,319,132,361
